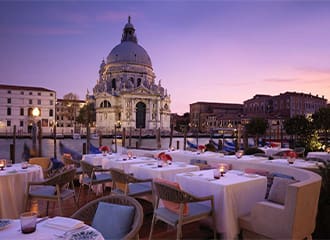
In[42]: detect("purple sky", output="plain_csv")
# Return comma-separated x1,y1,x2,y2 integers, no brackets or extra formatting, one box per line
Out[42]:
1,1,329,114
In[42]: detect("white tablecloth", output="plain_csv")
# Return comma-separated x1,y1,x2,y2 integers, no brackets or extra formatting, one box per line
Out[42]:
264,158,320,170
176,169,267,239
258,147,292,156
83,153,157,172
0,164,44,218
0,217,104,240
307,152,330,161
128,162,200,181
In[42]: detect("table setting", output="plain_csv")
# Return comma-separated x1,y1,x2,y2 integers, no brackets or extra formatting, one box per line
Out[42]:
0,215,104,240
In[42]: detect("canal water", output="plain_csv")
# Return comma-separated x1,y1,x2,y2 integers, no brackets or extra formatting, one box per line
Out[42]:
0,137,211,162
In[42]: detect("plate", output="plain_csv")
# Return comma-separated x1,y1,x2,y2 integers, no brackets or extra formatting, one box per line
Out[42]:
0,219,11,230
69,230,99,240
244,173,259,178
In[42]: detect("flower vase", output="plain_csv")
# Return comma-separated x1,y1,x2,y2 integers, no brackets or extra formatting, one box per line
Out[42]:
102,151,107,156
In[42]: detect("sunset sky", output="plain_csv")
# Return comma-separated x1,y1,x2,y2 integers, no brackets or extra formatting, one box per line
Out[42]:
1,1,329,114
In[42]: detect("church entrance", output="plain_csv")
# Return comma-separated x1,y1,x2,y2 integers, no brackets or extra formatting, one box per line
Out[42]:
136,102,146,128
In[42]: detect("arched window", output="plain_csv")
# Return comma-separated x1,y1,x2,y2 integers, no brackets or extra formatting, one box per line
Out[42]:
137,78,142,87
111,79,116,90
136,102,146,128
100,100,111,108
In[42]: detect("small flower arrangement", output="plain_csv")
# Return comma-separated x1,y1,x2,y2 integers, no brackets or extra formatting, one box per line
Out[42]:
99,145,110,154
287,151,297,164
159,153,172,163
198,145,206,153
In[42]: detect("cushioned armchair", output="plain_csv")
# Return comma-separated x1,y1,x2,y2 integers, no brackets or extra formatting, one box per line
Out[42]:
110,168,153,203
239,177,321,239
71,195,144,240
149,180,217,240
25,168,77,216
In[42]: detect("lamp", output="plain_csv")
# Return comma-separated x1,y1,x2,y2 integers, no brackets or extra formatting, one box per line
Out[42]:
31,107,40,156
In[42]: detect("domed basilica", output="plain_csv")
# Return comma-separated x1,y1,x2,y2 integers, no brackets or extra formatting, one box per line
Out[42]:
93,17,171,133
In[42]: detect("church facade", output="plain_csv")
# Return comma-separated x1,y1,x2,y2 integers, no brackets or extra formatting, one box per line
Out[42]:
93,17,171,133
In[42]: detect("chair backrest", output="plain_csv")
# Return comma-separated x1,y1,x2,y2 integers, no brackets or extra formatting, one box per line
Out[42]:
44,168,76,188
71,195,143,240
153,181,196,204
110,168,130,194
80,161,95,178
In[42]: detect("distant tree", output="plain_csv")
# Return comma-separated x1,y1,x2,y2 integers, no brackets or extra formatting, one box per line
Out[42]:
245,117,268,147
173,112,190,133
63,93,80,131
77,103,96,127
283,115,313,148
312,107,330,147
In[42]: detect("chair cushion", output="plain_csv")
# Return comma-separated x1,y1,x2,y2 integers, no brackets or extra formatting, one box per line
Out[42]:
265,172,295,199
267,177,298,205
155,178,188,215
92,202,135,239
155,202,211,225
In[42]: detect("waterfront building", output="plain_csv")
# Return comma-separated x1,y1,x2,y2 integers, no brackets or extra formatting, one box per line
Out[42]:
56,98,86,135
92,17,171,134
0,84,56,136
244,92,327,118
190,102,243,133
243,92,327,141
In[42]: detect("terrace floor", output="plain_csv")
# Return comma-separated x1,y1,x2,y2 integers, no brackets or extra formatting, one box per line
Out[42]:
30,184,216,240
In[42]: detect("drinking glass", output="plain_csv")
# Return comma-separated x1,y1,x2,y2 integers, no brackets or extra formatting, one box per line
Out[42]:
20,212,37,234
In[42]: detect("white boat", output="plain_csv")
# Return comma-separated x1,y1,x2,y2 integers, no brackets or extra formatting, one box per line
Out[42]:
72,133,81,140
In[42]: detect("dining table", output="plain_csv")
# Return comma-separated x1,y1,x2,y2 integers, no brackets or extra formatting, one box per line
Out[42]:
82,153,157,172
128,162,200,181
258,147,292,156
0,163,44,219
175,169,267,240
0,216,104,240
264,158,322,171
306,152,330,162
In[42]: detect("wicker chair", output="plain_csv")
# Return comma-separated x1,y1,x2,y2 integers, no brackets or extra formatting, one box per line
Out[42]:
110,168,153,203
78,161,112,204
29,157,53,178
149,180,217,240
71,195,143,240
25,168,77,216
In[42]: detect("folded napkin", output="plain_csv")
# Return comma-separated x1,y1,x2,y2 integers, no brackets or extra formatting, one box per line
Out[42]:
44,217,84,231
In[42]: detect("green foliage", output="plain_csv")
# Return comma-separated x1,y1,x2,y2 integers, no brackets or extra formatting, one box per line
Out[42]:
313,107,330,147
245,117,268,136
77,103,96,126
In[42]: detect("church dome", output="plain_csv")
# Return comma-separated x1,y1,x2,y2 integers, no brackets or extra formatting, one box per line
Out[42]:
107,41,152,67
106,17,152,68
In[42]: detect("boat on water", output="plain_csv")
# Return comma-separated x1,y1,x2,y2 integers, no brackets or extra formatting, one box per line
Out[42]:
72,133,81,140
55,133,64,139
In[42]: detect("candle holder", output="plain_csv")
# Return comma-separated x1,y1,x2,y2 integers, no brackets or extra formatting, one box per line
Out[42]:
0,159,6,170
127,151,133,160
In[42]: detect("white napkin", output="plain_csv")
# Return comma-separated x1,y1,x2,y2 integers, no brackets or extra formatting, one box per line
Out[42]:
44,217,84,231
